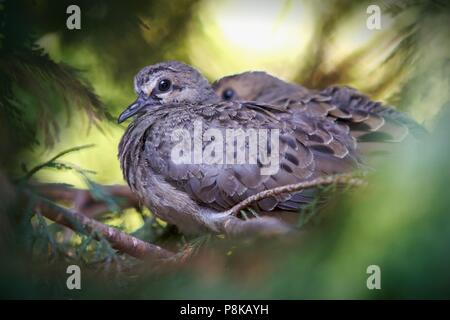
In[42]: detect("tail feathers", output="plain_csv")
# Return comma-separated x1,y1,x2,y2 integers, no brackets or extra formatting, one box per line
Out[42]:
323,85,425,131
321,85,426,159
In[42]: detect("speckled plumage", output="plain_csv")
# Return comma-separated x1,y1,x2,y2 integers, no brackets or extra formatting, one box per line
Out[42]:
213,71,425,150
118,62,420,235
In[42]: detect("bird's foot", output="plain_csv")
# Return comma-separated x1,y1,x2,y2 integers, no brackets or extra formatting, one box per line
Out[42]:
210,213,294,238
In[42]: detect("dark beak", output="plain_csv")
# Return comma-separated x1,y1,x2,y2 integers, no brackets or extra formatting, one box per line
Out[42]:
117,94,154,124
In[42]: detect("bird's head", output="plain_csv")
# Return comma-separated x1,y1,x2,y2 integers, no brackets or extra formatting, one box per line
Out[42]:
213,71,292,103
118,61,217,123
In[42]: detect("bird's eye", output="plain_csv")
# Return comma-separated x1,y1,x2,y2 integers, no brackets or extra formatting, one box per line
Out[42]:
157,79,172,92
222,88,235,100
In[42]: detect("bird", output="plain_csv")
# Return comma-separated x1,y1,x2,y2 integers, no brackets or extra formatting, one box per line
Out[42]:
213,71,425,157
118,61,416,236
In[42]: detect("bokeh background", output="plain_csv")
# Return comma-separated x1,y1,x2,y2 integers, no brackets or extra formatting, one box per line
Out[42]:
1,0,450,299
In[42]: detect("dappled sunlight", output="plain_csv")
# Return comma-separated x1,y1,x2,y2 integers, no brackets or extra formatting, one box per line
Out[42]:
187,0,315,80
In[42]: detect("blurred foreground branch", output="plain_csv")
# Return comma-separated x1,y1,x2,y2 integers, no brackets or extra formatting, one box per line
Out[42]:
30,174,365,260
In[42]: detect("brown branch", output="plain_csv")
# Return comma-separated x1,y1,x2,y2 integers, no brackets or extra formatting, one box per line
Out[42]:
30,174,365,259
34,183,139,218
227,174,367,216
34,195,175,261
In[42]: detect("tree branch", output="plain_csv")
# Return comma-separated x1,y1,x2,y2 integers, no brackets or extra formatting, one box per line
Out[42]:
33,195,175,261
34,183,139,218
29,173,365,260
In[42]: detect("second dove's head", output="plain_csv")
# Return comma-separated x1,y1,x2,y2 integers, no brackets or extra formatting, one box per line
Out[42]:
213,71,295,103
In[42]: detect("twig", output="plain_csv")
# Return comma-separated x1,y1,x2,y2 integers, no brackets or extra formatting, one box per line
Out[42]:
227,174,366,216
33,194,175,261
23,144,95,180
